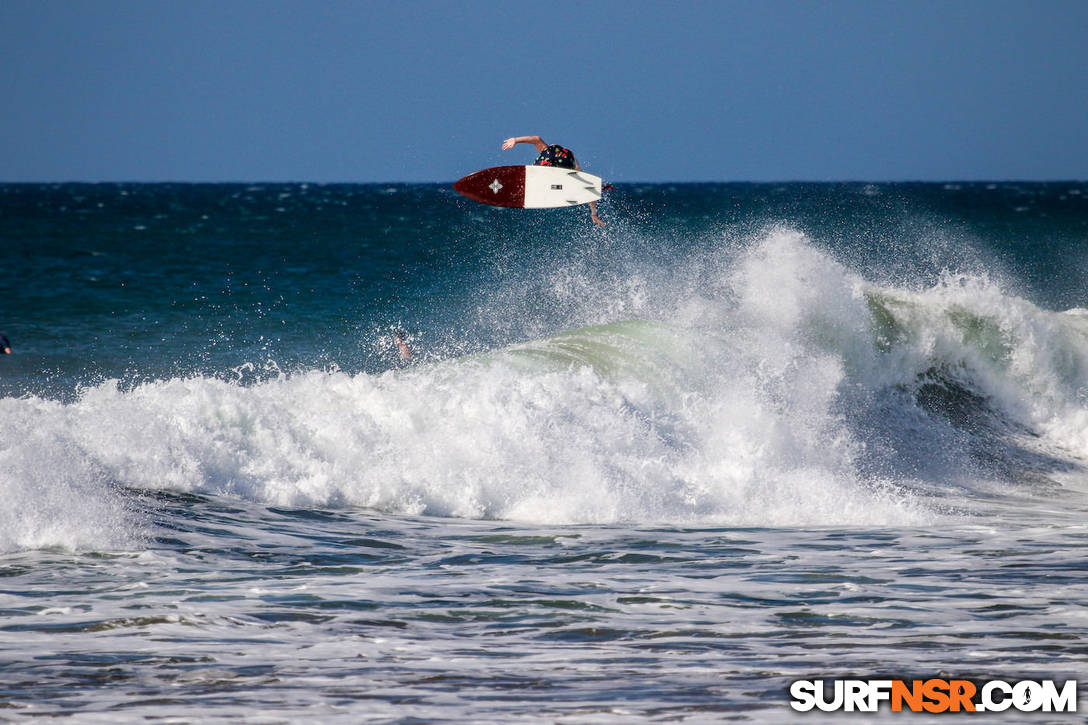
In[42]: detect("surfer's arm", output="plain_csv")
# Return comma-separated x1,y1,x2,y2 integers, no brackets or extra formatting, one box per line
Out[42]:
502,136,548,152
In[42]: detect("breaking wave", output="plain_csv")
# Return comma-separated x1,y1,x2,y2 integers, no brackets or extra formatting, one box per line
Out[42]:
3,228,1087,551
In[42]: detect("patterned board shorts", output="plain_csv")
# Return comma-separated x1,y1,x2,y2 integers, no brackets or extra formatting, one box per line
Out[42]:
534,144,577,169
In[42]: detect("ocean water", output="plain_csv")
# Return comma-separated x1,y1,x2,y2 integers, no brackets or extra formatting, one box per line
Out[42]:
1,182,1086,722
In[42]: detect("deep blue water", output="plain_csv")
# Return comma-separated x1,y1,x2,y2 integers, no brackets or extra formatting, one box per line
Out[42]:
1,183,1086,721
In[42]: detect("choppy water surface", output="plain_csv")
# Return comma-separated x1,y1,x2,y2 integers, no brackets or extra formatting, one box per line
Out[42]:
1,183,1086,721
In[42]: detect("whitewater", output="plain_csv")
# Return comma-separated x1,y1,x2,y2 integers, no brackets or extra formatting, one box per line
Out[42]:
0,182,1085,721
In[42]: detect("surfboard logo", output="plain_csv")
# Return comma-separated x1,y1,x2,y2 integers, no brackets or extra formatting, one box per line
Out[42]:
489,179,503,193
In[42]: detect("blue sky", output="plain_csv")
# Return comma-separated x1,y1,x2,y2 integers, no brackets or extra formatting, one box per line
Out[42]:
2,0,1086,182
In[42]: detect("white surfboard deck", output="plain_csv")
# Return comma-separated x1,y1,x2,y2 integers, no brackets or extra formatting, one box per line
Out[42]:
523,166,603,208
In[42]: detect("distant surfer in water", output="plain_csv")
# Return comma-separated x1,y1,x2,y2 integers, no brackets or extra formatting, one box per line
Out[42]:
392,331,413,364
502,136,605,227
0,334,10,354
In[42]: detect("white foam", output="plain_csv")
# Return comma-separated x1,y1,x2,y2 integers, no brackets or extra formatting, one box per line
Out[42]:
0,347,928,542
0,397,140,552
6,228,1087,550
863,271,1088,459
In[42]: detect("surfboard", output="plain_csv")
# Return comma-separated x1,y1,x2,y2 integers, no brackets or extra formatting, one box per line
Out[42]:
453,165,603,208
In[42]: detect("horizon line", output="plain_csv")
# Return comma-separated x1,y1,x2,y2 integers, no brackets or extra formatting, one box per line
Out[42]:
2,178,1086,185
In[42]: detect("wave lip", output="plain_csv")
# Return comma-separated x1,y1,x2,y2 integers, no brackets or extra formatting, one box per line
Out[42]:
863,272,1088,465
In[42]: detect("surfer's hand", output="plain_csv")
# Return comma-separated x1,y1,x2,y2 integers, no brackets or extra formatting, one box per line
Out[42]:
502,138,516,151
592,212,605,228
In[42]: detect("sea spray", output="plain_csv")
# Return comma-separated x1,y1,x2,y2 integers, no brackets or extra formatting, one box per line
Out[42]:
0,396,141,551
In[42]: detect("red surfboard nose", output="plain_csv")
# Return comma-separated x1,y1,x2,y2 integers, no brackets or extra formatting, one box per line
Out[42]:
453,166,527,208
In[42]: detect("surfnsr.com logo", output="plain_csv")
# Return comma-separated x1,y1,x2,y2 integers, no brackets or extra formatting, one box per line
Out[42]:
790,679,1078,713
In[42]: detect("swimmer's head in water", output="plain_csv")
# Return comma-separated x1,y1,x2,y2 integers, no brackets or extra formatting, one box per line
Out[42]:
390,330,413,361
0,334,9,354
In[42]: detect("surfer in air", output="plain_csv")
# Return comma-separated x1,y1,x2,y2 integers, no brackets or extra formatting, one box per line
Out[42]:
502,136,604,227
